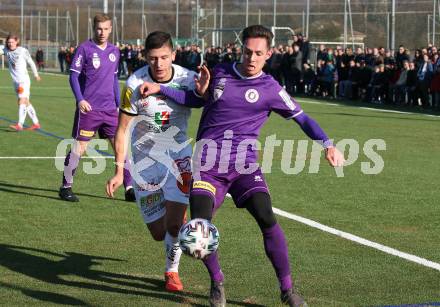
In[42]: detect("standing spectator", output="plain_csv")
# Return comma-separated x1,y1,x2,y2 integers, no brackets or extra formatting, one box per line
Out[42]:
367,65,388,103
406,61,418,106
268,47,283,85
302,63,316,95
354,47,365,63
395,45,409,69
317,44,327,62
58,46,67,73
415,54,433,108
35,48,44,71
390,61,410,105
65,46,75,71
431,55,440,110
291,43,303,93
320,60,336,97
281,46,294,93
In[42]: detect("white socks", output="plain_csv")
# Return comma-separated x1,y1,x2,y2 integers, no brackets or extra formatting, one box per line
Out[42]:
27,104,39,124
18,104,27,126
164,232,182,273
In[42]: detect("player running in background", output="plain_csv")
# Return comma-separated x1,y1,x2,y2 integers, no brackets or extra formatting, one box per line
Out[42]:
59,13,133,202
106,31,202,292
0,34,41,131
139,25,345,307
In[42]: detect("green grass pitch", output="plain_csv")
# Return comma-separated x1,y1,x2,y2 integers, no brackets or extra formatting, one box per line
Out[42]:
0,70,439,306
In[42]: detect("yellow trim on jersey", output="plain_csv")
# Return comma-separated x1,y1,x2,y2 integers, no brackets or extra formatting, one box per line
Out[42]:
193,181,216,194
120,86,135,113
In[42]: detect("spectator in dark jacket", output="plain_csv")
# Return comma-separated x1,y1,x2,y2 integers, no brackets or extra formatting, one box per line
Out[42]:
58,46,67,73
395,45,410,69
36,48,44,71
415,54,434,108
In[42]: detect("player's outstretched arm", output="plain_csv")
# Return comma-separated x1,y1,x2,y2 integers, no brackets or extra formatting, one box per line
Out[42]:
139,80,205,108
293,112,345,167
106,112,133,198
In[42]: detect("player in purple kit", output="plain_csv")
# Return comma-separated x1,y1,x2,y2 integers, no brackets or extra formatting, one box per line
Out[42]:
59,13,133,202
140,25,345,307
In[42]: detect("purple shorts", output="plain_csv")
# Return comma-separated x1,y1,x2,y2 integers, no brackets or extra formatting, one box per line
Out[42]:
72,109,118,141
191,168,270,215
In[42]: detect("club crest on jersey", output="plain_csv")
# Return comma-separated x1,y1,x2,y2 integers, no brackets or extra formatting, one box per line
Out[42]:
109,53,116,62
213,78,226,101
245,89,259,103
92,53,100,69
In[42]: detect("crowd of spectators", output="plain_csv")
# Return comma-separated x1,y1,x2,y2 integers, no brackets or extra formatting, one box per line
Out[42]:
54,33,440,111
265,35,440,110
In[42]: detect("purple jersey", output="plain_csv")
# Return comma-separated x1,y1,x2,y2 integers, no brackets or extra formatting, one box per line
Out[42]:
70,40,120,110
196,62,303,170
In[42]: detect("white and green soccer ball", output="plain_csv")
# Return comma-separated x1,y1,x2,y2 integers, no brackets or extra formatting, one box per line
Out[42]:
178,218,219,260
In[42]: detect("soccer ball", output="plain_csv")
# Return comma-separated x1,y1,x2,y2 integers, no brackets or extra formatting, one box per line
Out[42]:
178,218,220,260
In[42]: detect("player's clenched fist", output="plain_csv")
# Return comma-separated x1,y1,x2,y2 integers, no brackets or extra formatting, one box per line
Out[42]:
139,81,160,98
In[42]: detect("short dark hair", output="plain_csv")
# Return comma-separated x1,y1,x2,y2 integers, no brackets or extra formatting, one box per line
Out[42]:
242,25,273,48
93,13,112,29
144,31,173,52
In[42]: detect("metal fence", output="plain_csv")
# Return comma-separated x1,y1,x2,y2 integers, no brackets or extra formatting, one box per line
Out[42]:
2,0,440,68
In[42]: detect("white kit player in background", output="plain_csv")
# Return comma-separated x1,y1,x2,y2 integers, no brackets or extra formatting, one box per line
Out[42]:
0,34,41,131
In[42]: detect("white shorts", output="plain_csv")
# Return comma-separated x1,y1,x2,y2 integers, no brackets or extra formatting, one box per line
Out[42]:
133,154,192,224
13,79,30,99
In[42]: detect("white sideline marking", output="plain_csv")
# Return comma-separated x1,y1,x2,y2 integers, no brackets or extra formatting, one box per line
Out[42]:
300,99,440,118
0,156,114,159
224,193,440,271
0,86,70,90
272,207,440,272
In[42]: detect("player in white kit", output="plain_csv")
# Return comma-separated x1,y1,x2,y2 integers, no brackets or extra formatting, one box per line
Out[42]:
106,31,201,292
0,34,41,131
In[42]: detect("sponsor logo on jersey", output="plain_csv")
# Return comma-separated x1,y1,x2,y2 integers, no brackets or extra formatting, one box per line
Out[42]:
109,53,116,62
79,130,95,137
193,181,216,195
245,88,259,103
140,192,163,208
75,55,82,67
254,175,263,182
278,89,296,111
213,78,227,101
92,53,100,69
154,111,170,126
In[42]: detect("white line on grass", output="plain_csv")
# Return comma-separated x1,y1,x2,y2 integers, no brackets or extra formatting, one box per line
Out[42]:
225,194,440,271
0,86,71,90
0,156,114,159
300,99,440,118
272,207,440,272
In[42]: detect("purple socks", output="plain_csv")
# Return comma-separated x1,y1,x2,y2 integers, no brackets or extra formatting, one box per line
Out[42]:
201,223,292,291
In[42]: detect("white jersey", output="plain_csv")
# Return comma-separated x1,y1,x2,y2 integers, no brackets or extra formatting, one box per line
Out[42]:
121,64,196,216
120,64,197,163
1,46,39,83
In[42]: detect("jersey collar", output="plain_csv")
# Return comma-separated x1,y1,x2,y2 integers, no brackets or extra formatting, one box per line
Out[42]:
232,62,263,80
148,66,175,84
